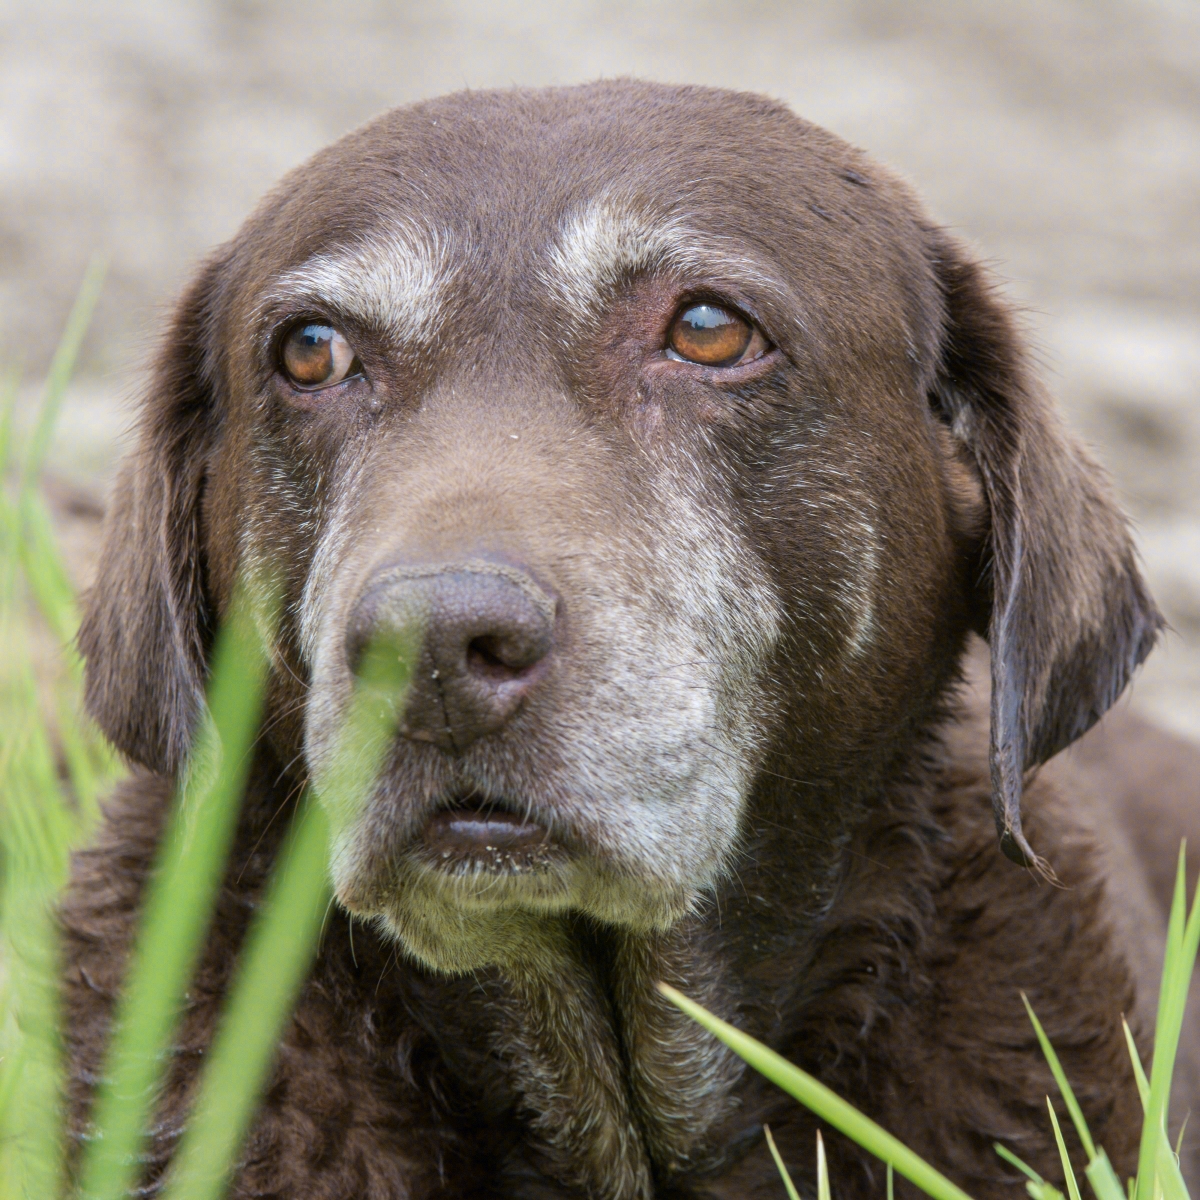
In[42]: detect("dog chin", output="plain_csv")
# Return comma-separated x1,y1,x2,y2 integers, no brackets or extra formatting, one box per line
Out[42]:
337,852,700,974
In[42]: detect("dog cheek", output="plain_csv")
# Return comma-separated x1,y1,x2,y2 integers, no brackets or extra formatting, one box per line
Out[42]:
298,469,378,782
615,463,784,883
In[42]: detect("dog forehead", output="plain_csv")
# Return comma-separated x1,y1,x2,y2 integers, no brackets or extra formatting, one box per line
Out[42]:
278,81,824,232
237,82,910,287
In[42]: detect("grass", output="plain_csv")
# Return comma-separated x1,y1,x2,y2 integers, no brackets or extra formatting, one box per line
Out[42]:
1,275,1196,1198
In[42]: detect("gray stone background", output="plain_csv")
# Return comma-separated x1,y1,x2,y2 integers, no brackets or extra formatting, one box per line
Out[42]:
2,0,1197,742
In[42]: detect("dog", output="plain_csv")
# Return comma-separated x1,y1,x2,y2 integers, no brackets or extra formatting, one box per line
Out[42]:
62,81,1200,1198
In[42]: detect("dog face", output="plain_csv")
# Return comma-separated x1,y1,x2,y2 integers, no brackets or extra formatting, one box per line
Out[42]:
81,82,1160,972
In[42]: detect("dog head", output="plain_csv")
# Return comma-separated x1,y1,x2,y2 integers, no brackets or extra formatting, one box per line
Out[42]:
81,82,1161,970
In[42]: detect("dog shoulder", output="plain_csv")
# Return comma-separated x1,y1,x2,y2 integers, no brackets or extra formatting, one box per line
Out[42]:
894,702,1155,1185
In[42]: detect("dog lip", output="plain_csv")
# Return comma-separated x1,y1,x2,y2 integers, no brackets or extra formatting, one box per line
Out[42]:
422,799,551,856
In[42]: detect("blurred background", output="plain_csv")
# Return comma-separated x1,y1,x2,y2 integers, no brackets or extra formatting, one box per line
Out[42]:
1,0,1197,741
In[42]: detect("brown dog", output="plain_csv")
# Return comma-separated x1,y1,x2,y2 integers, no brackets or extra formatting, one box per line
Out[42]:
63,81,1200,1198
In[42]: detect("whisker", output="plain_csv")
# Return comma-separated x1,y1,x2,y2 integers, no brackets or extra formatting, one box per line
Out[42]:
236,774,307,884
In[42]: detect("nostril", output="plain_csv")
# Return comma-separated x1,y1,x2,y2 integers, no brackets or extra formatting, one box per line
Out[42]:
466,632,547,682
467,636,509,680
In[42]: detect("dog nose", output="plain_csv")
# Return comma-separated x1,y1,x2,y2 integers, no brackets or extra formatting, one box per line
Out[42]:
345,563,556,752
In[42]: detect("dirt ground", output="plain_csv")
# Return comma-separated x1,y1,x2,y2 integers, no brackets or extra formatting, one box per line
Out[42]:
2,0,1197,742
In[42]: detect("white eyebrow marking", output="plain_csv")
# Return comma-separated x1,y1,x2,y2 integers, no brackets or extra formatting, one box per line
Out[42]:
262,220,457,345
541,195,792,323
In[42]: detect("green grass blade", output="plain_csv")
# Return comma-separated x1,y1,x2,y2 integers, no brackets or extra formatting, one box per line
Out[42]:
311,627,419,840
1047,1097,1084,1200
160,798,332,1200
1142,844,1190,1200
0,747,75,1196
996,1144,1047,1186
53,685,118,824
816,1130,831,1200
1155,1129,1190,1200
763,1124,801,1200
1122,1019,1149,1113
0,673,81,1198
19,257,106,499
0,869,68,1198
1022,994,1097,1161
1136,844,1200,1200
1,509,116,831
0,1021,29,1129
7,258,95,667
658,983,976,1200
7,482,119,817
1086,1151,1130,1200
994,1145,1064,1200
77,583,275,1200
1,665,76,852
18,491,82,653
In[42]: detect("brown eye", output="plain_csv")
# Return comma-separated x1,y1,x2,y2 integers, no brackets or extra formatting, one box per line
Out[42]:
666,304,768,367
281,323,361,389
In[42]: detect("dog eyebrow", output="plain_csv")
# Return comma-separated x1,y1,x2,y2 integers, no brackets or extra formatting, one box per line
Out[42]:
259,221,457,345
542,196,793,318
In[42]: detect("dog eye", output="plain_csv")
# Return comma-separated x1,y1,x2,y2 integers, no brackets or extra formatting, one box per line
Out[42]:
666,304,769,367
280,323,362,389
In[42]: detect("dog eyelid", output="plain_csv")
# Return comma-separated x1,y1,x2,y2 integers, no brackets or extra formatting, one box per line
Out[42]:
279,322,364,391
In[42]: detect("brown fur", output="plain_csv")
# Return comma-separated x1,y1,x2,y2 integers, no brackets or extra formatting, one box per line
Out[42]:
62,81,1200,1198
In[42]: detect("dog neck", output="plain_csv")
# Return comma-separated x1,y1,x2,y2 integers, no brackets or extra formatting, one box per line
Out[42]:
467,920,748,1197
399,768,943,1199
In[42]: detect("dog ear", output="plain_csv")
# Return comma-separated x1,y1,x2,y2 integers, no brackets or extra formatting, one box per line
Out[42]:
927,232,1163,868
79,255,227,775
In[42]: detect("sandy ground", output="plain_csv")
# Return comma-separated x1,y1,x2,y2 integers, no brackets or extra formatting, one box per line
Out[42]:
2,0,1198,741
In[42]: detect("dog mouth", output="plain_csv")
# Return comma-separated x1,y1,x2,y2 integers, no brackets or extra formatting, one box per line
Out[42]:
419,795,560,873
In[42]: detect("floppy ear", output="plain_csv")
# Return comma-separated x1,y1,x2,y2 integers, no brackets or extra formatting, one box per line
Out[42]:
927,232,1163,868
79,256,227,775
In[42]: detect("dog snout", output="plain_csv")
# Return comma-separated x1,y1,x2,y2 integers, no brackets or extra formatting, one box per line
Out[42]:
346,562,557,752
